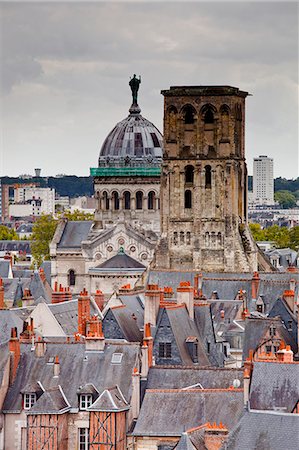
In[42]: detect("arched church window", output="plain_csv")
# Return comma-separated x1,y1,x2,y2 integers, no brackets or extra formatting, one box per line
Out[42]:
103,191,109,210
205,165,212,189
124,191,131,210
68,270,76,286
204,108,214,124
148,191,155,210
173,232,178,245
136,191,143,210
184,105,195,124
185,190,192,209
185,165,194,184
180,231,185,244
186,231,191,245
112,191,119,210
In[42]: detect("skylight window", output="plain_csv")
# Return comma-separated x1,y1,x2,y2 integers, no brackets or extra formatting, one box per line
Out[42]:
111,353,123,364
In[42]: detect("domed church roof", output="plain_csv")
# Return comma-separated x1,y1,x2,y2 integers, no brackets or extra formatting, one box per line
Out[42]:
98,75,163,167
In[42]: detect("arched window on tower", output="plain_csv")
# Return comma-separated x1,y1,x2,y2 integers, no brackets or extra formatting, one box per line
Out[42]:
103,191,109,210
205,165,212,189
185,165,194,184
136,191,143,210
112,191,119,210
184,105,195,124
204,108,214,124
68,270,76,287
124,191,131,210
148,191,155,210
185,190,192,209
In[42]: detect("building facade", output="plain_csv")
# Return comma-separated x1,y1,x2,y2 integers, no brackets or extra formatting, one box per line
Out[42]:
253,155,274,205
154,85,258,272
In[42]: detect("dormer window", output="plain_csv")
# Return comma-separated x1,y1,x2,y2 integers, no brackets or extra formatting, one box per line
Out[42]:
159,342,172,358
79,394,92,410
24,393,36,410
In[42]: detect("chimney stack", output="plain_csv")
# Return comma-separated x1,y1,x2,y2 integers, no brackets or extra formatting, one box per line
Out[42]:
243,354,253,406
283,290,296,314
0,277,5,309
277,344,293,363
85,315,105,351
53,355,60,377
39,268,46,283
94,289,105,311
78,288,91,336
131,367,140,420
251,272,260,301
22,289,34,307
9,327,20,383
177,281,194,320
52,283,72,303
204,422,228,450
35,337,47,357
144,285,161,328
144,323,153,368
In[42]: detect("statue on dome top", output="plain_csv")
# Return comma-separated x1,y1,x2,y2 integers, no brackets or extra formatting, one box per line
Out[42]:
129,74,141,105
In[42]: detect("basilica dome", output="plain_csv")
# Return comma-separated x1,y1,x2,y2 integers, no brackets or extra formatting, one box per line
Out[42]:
98,103,163,167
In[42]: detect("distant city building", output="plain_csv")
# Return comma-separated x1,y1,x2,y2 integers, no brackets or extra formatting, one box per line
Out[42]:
34,168,41,177
10,187,55,218
253,155,274,205
55,195,70,211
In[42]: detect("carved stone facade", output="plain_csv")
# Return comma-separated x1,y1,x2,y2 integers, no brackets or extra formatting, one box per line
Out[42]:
154,86,258,272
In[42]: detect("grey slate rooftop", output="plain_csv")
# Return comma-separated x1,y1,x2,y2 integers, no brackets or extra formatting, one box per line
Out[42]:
57,221,93,249
95,250,146,271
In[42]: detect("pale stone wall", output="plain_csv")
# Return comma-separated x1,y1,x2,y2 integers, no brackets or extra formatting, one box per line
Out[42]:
4,412,26,450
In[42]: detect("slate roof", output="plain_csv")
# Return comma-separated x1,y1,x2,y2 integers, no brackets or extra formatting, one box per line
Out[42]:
0,310,24,343
16,224,33,234
28,386,70,414
29,271,51,303
48,299,100,336
0,240,31,253
156,306,210,366
109,306,142,342
3,341,139,412
242,317,297,360
0,260,11,278
146,367,243,390
249,361,299,412
118,294,144,330
0,342,9,385
4,278,30,303
174,432,196,450
89,386,129,412
223,410,299,450
41,261,51,285
95,251,146,270
133,390,244,436
268,297,298,346
57,221,93,249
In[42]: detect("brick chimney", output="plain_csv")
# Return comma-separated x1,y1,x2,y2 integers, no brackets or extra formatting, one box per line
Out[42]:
277,344,294,363
144,323,153,368
243,353,253,406
85,315,105,351
53,355,60,377
131,367,140,420
144,284,161,328
78,288,91,336
39,268,46,283
283,290,295,314
52,283,72,303
94,289,105,311
22,289,34,307
251,272,260,300
9,327,20,383
177,281,194,320
0,277,5,310
204,422,228,450
35,336,47,357
20,317,34,343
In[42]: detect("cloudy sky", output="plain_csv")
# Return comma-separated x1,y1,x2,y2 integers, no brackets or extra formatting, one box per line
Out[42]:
1,1,298,178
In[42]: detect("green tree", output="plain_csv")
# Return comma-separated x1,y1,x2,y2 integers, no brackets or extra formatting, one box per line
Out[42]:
274,190,296,209
31,215,57,267
263,225,290,248
289,226,299,251
249,223,266,241
62,209,94,221
0,225,18,240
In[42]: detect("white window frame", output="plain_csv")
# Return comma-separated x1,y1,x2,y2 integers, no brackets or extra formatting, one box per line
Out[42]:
79,394,92,410
78,428,89,450
24,393,36,410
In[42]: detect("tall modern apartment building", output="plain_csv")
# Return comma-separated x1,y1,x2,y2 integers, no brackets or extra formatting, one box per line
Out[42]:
253,155,274,205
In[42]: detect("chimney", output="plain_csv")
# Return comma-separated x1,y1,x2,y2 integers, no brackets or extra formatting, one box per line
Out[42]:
85,315,105,351
9,327,20,383
20,317,34,342
277,344,293,363
141,341,149,378
35,337,47,357
251,272,260,301
289,279,296,292
22,289,34,307
177,281,194,320
243,354,253,406
78,289,91,336
283,290,295,314
94,289,105,311
144,285,161,328
204,422,228,450
39,268,46,283
53,355,60,377
131,367,140,420
144,323,153,368
0,277,5,309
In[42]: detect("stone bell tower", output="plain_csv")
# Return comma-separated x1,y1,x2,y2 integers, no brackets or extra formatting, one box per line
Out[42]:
154,85,257,272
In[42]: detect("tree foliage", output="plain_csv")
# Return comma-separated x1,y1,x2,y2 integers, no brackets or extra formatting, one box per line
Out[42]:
31,215,57,267
274,190,297,209
61,209,94,221
249,223,299,250
0,225,18,240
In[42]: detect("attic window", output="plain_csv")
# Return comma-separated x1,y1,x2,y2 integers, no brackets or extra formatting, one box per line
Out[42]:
47,356,55,364
111,353,123,364
24,393,36,410
79,394,92,410
159,342,172,358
